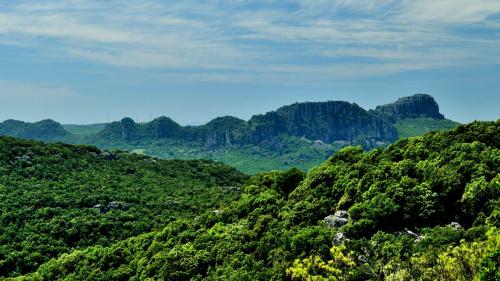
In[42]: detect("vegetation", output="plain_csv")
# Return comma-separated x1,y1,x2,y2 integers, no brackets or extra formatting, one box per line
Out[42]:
62,124,107,136
0,137,247,277
8,120,498,280
395,117,460,138
93,135,339,174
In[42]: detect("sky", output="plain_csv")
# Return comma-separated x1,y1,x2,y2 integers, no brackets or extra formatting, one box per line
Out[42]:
0,0,499,125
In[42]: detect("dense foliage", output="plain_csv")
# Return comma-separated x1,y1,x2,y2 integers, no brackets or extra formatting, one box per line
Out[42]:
0,137,247,277
11,120,499,280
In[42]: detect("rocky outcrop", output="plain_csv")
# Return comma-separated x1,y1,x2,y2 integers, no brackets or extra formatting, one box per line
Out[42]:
146,116,181,138
374,94,444,120
324,210,350,228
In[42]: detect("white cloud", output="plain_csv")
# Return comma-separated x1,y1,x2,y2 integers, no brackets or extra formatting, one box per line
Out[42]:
397,0,500,24
0,0,498,82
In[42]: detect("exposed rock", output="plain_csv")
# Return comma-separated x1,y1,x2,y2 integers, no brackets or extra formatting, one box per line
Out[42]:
120,117,137,141
93,202,128,213
374,94,444,120
334,231,349,245
324,210,350,228
147,116,182,138
334,210,349,219
93,94,447,151
102,152,118,160
15,155,32,162
107,201,128,210
448,222,463,230
404,229,425,242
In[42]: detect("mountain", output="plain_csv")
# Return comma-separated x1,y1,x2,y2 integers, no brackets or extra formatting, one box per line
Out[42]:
373,93,445,120
0,119,69,141
13,120,499,280
91,94,451,148
0,94,460,173
0,136,247,277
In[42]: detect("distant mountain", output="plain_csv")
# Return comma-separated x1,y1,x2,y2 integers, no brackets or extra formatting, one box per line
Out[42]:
93,94,451,149
373,93,445,120
0,94,460,173
0,119,69,141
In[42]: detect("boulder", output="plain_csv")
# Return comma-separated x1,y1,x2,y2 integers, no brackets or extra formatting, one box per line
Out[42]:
448,222,463,230
324,210,349,228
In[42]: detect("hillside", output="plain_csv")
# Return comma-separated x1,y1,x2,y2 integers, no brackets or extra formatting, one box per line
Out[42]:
12,120,499,280
62,123,107,136
0,120,70,142
0,94,460,173
0,137,247,277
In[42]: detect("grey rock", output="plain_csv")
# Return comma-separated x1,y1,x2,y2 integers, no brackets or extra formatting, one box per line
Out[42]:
374,94,444,120
334,231,349,245
107,201,128,210
448,222,463,230
405,229,425,243
15,155,32,162
102,152,118,160
334,210,349,219
324,210,350,228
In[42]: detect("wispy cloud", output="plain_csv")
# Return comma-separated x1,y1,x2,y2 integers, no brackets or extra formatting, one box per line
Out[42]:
0,0,499,82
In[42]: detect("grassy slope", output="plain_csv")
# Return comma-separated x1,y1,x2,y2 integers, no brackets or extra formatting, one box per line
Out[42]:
395,117,460,138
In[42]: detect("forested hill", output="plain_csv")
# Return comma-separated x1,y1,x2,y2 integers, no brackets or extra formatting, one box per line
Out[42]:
0,120,69,141
13,120,499,280
0,137,247,277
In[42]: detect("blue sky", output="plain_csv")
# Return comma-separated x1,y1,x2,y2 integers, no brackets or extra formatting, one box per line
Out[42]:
0,0,499,125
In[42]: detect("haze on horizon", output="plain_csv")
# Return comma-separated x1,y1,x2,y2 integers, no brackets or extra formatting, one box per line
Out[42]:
0,0,499,125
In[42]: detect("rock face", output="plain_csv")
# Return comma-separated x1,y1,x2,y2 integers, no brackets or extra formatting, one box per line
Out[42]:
146,116,181,138
93,94,447,149
252,101,398,144
120,118,137,141
374,94,444,120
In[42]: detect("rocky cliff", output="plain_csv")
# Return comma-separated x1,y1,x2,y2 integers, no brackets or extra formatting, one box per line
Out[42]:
374,94,444,120
92,94,446,149
4,94,446,150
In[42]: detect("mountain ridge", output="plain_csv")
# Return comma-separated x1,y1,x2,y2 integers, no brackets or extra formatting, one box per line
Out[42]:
0,94,461,173
92,93,447,148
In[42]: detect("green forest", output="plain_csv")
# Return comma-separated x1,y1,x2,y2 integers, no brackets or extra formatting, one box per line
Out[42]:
1,121,498,280
0,138,247,278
